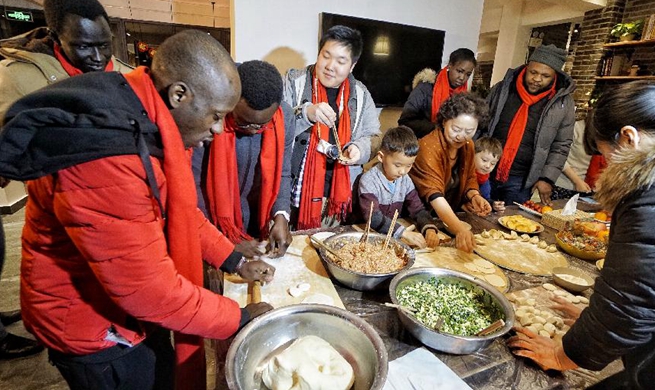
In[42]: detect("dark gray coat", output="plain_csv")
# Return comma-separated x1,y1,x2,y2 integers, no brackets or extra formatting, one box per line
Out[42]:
480,65,576,188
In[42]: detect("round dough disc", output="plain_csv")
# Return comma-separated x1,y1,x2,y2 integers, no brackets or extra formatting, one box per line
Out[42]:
474,258,494,269
484,274,506,287
464,263,479,272
302,293,335,306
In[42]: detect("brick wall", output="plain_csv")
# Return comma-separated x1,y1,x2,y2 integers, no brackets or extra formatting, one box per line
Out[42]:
570,0,655,120
622,0,655,72
570,0,627,119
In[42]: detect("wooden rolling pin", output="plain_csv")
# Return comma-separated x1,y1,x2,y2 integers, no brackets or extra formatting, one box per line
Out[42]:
224,274,262,304
251,281,262,304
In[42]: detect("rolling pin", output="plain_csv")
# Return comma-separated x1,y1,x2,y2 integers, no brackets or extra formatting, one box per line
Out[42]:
251,281,262,304
225,274,262,304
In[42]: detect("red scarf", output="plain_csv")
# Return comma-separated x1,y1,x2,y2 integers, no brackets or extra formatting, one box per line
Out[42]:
476,171,490,185
585,154,607,189
431,66,468,122
53,42,113,76
204,109,285,242
123,67,205,390
495,68,557,182
297,71,352,229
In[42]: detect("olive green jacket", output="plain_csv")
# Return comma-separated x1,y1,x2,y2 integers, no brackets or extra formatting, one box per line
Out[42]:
0,27,132,122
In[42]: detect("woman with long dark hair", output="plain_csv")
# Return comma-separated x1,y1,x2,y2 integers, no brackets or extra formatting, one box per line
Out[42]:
508,81,655,390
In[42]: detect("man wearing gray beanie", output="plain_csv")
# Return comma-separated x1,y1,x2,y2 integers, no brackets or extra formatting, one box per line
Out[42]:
477,44,576,206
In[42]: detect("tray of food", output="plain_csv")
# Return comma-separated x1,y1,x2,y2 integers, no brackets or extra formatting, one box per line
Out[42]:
498,215,544,234
555,220,608,261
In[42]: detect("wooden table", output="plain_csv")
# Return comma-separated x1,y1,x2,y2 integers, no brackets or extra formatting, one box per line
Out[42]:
214,199,622,390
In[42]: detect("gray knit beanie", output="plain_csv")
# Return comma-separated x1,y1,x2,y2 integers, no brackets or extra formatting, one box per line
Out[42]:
529,44,567,71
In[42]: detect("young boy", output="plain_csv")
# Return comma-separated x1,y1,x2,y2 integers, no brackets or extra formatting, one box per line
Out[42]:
358,126,439,248
474,137,505,211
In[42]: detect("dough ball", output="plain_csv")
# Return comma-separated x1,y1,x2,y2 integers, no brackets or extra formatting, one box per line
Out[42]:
262,335,355,390
571,296,581,304
297,283,311,292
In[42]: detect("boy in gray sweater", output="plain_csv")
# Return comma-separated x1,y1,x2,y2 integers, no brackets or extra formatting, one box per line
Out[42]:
357,126,440,248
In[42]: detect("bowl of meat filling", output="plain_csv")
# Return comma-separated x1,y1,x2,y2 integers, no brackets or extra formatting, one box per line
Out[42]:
389,267,515,354
315,232,415,291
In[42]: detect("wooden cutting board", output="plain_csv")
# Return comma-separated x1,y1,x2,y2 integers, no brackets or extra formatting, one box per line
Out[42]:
474,231,569,276
223,235,345,309
413,247,510,292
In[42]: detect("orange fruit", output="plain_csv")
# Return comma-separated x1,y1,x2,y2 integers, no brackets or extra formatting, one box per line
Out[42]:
597,230,609,242
594,211,608,221
542,206,553,213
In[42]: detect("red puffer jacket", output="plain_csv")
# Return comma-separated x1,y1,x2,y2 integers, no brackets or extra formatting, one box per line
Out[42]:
21,154,241,355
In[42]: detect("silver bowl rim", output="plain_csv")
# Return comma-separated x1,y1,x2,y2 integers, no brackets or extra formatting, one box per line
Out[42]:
319,231,416,277
389,267,515,341
225,303,389,389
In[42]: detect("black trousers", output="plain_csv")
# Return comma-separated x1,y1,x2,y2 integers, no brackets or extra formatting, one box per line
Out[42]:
49,329,175,390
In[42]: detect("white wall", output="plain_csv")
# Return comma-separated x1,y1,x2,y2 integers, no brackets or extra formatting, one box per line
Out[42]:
231,0,484,75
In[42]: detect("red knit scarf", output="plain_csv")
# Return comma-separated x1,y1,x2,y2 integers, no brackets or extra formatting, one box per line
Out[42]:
495,68,557,182
53,42,113,76
123,67,205,390
476,171,490,185
431,66,468,122
205,108,285,242
297,71,352,229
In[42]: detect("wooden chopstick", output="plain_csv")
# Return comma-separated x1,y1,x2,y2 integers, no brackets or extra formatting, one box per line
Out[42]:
475,319,505,336
383,210,399,250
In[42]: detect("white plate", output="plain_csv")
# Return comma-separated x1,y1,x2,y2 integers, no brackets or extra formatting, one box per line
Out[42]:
309,232,336,249
513,202,543,217
498,216,544,234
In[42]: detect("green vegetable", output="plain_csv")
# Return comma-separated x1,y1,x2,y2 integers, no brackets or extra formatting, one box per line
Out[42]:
397,277,503,336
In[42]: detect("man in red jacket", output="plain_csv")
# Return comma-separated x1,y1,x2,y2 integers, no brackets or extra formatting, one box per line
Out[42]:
0,30,274,390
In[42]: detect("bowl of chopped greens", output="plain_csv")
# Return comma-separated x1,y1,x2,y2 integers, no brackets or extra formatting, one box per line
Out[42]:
389,267,514,354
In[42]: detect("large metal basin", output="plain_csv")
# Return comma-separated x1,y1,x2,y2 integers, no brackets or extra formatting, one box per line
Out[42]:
226,304,388,390
389,267,515,354
317,232,415,291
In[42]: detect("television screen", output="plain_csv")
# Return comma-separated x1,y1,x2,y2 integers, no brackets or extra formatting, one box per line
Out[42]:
321,13,445,107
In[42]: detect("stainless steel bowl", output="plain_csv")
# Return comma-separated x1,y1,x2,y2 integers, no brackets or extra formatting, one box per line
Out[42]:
226,304,388,390
317,232,415,291
389,267,515,354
